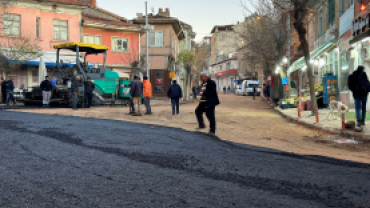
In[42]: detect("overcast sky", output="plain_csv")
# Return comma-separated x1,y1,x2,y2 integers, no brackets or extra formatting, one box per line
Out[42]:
96,0,246,42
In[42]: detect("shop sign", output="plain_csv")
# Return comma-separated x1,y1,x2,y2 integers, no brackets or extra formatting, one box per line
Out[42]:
155,79,163,85
169,72,175,79
352,13,370,37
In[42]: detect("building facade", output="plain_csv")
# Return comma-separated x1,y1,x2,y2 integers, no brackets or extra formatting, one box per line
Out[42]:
134,8,184,97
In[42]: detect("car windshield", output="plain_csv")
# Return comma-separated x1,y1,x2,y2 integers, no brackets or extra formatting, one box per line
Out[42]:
247,84,259,88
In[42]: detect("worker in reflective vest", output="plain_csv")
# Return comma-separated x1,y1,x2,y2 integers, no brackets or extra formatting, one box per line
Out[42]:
143,76,152,115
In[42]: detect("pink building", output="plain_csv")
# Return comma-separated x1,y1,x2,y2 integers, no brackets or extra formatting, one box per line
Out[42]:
0,0,91,92
82,6,145,77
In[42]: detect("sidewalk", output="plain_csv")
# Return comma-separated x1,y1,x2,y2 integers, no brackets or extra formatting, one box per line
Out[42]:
268,99,370,141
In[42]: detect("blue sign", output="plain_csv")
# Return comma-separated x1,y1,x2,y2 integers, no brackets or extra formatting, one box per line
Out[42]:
234,80,238,83
282,77,288,85
339,4,354,37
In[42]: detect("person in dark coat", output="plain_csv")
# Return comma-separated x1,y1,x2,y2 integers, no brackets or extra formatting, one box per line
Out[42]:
253,86,256,100
40,76,53,107
349,65,369,126
1,77,6,104
131,76,143,116
71,76,80,110
195,71,220,134
4,77,15,106
167,80,183,115
84,77,95,108
192,85,197,100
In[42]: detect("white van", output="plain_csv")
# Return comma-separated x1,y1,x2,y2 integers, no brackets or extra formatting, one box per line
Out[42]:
240,80,260,96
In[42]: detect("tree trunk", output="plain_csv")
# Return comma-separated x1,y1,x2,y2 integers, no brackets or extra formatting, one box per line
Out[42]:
294,11,317,115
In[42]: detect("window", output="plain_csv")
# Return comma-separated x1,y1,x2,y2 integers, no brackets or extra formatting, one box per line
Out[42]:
112,37,128,52
339,0,345,16
348,0,354,9
326,0,335,28
319,8,323,36
149,32,163,47
84,35,101,45
36,17,40,38
4,14,20,37
53,20,68,41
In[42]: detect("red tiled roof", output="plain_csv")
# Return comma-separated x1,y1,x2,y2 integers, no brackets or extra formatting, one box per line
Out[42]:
46,0,91,5
83,14,141,28
89,6,127,21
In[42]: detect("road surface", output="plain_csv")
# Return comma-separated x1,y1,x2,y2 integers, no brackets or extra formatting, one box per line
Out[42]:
1,111,370,208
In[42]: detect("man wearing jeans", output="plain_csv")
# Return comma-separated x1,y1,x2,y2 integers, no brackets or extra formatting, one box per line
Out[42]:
71,76,80,110
167,80,183,115
131,76,143,116
349,65,369,127
143,76,152,115
40,76,52,107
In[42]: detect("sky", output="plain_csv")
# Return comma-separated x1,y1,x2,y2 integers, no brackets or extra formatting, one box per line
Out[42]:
96,0,247,42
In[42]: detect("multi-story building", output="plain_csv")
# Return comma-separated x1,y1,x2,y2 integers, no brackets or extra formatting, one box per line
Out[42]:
210,25,241,91
82,2,145,77
133,8,184,97
0,0,92,92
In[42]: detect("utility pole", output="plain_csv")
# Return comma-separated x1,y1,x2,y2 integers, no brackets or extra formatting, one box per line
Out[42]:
145,1,150,80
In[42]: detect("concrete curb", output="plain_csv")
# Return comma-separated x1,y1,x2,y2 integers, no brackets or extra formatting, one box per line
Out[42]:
262,97,370,141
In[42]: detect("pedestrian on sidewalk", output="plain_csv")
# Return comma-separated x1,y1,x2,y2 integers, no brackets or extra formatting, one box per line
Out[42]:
71,76,80,110
40,76,52,107
5,77,16,106
167,80,183,115
84,77,95,108
227,86,231,94
349,65,369,127
131,76,143,116
253,86,256,100
1,77,6,104
195,71,220,134
143,76,152,115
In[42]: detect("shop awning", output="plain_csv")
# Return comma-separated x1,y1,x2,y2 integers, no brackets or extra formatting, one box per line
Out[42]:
287,39,335,74
211,69,238,77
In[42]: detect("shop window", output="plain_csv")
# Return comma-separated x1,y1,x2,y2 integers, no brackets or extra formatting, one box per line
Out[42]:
154,71,164,92
339,0,345,16
53,20,68,41
348,0,354,9
112,37,128,53
4,14,20,37
341,52,349,91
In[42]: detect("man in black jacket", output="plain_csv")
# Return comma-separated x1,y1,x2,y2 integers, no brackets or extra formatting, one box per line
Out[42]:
84,77,95,108
349,65,369,126
5,77,15,106
167,80,183,115
71,76,80,110
195,71,220,134
1,77,6,104
40,76,52,107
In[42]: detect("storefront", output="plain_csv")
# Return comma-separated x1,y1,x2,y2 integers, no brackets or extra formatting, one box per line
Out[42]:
211,69,238,92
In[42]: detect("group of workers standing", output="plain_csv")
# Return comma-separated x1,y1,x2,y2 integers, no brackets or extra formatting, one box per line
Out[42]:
0,77,16,106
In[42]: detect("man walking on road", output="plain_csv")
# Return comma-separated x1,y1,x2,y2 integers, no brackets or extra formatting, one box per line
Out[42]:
40,76,52,107
349,65,369,127
195,71,220,134
167,80,183,115
84,77,95,108
143,76,152,115
131,76,143,116
1,77,6,104
5,77,16,106
71,76,80,110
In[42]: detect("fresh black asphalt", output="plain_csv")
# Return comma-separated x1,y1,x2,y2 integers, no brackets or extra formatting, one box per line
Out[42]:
0,111,370,208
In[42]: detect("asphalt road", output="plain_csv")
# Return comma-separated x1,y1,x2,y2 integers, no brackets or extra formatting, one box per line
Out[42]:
1,111,370,208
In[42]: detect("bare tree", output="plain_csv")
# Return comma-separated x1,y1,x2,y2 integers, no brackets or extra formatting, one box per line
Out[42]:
194,43,211,85
178,49,195,100
242,0,327,115
119,46,143,80
237,2,291,100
